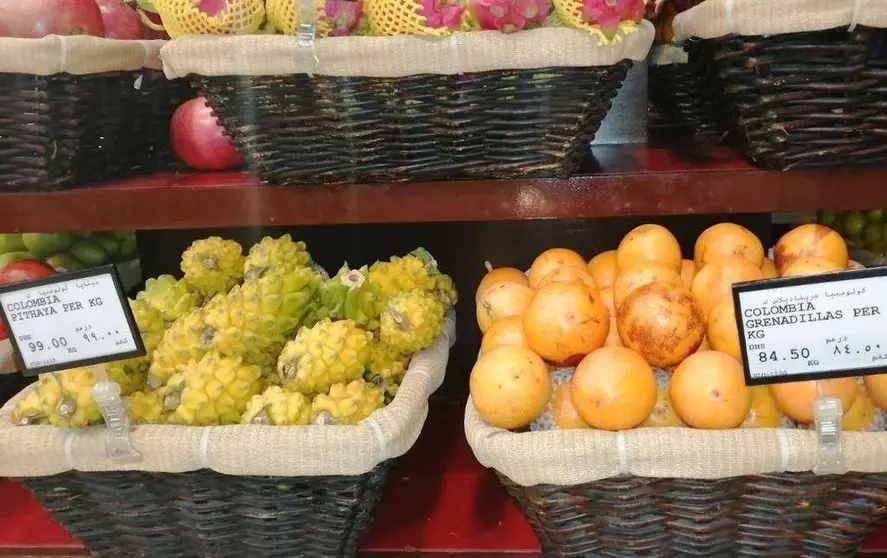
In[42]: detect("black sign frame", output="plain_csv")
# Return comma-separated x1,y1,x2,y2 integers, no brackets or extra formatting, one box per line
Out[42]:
0,265,145,376
733,265,887,386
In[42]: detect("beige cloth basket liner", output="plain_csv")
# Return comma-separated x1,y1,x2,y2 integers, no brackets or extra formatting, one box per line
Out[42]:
0,314,455,478
0,36,164,76
161,21,655,80
674,0,887,41
465,397,887,487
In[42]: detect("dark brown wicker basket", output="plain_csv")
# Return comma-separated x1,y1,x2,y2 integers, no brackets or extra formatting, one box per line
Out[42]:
648,40,727,135
19,460,392,558
708,26,887,170
496,470,887,557
190,62,631,185
0,71,191,191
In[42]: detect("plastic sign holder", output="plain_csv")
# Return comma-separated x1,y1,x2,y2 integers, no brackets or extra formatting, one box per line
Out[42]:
0,265,144,376
732,266,887,475
0,265,145,463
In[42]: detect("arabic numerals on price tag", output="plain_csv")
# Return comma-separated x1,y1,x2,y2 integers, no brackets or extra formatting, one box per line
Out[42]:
733,267,887,386
0,266,145,376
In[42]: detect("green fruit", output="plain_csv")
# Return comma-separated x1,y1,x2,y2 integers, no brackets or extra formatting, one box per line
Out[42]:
95,236,121,259
845,211,867,237
0,251,36,269
118,234,138,261
21,233,74,258
869,241,886,256
111,230,135,240
0,234,26,254
818,210,838,227
863,222,883,249
846,234,862,249
68,241,107,267
867,209,884,222
45,254,87,272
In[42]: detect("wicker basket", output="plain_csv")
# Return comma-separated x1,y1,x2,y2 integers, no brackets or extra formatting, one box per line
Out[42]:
160,26,655,185
648,41,727,135
465,392,887,558
496,471,887,557
672,0,887,170
20,463,392,558
706,27,887,170
0,38,190,192
0,316,454,557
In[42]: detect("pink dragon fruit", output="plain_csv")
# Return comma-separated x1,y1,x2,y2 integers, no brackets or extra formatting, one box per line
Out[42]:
418,0,466,30
583,0,645,38
325,0,366,36
470,0,551,33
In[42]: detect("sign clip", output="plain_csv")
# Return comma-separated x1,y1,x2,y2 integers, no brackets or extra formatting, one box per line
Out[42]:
812,396,846,475
92,375,142,464
295,0,319,76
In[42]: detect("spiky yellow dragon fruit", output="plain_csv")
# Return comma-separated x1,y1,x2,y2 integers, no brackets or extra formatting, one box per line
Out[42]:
180,236,244,298
136,275,201,322
277,318,372,394
165,352,264,426
241,386,312,425
312,378,384,425
243,235,312,281
380,289,446,354
12,368,103,428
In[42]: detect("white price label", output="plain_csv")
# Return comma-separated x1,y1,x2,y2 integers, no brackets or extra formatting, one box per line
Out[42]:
734,267,887,386
0,266,144,376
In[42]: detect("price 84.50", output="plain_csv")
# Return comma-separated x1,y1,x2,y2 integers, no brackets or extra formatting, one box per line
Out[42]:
757,347,814,364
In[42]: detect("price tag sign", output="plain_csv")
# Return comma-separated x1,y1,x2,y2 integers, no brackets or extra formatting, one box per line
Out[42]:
0,266,144,376
734,267,887,386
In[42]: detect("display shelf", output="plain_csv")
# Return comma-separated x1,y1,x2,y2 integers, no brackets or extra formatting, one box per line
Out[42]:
1,400,885,557
2,139,886,233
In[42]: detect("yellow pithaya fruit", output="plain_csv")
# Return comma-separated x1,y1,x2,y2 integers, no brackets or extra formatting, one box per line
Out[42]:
380,290,445,354
243,235,312,281
277,318,372,394
241,386,312,425
180,237,245,298
312,379,384,425
148,307,213,389
127,391,166,425
167,352,264,426
367,254,435,300
31,368,103,428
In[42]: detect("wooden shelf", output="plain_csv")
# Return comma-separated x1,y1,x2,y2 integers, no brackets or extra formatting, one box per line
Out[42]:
2,400,886,557
3,140,887,233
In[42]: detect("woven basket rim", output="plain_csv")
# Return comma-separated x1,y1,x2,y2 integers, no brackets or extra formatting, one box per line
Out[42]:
160,22,654,79
674,0,887,41
0,36,165,76
465,396,887,487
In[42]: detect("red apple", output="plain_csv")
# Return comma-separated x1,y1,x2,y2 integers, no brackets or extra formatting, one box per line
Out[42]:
170,97,243,171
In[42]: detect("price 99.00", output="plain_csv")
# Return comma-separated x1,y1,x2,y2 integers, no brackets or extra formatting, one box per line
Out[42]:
27,337,69,353
758,348,811,363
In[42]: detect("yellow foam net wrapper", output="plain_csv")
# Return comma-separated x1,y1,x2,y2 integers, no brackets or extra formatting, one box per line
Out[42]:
552,0,641,44
364,0,472,37
153,0,266,37
265,0,333,37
